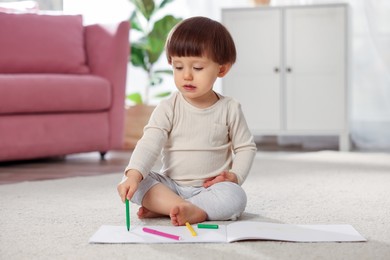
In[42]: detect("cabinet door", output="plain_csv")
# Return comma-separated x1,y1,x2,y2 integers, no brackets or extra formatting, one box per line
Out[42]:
222,9,282,132
285,6,346,131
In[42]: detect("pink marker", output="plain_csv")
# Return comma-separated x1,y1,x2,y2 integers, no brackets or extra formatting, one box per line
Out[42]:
142,227,181,241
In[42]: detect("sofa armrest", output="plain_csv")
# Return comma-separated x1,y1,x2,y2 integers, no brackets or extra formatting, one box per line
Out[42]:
85,21,130,149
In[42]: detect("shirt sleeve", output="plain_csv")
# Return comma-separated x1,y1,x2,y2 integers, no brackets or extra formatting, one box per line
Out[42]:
124,100,173,179
228,101,257,185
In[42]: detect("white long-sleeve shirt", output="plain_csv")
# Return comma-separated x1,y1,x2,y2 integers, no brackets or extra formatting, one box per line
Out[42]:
125,91,257,187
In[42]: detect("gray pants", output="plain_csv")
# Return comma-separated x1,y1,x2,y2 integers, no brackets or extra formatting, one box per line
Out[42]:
131,172,247,221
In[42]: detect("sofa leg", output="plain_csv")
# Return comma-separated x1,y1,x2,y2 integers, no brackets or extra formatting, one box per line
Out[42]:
100,152,107,160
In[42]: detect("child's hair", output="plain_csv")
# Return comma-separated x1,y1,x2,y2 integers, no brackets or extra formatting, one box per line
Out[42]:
165,16,236,65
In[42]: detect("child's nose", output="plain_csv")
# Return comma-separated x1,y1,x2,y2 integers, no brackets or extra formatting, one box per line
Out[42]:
184,69,193,81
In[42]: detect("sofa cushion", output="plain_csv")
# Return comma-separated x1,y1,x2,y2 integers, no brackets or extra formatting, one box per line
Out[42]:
0,13,89,74
0,74,111,114
0,113,110,161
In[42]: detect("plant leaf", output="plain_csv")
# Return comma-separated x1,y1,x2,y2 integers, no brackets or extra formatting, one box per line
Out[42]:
126,93,143,105
129,11,143,32
158,0,175,10
154,91,171,98
129,0,155,21
150,74,163,86
147,15,183,64
155,69,173,75
130,45,148,71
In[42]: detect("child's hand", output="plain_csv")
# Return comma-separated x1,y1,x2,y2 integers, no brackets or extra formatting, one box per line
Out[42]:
117,169,143,203
203,171,238,188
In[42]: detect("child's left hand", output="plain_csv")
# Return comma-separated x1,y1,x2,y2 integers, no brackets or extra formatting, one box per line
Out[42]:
203,171,238,188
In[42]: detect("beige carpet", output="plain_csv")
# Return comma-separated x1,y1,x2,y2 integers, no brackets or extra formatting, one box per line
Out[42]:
1,151,390,260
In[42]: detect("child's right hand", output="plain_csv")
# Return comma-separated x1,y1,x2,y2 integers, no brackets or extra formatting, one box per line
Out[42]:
117,169,143,203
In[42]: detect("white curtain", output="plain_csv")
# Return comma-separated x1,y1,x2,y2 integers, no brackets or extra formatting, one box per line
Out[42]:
349,0,390,151
185,0,390,151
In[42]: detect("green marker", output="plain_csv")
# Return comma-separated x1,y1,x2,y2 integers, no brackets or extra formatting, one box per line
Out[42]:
197,224,219,229
126,199,130,231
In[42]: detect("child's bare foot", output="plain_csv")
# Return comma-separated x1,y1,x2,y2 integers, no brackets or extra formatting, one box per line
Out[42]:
169,202,207,226
137,207,164,219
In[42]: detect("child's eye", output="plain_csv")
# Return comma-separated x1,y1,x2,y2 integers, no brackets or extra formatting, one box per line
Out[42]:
193,67,203,71
175,67,183,70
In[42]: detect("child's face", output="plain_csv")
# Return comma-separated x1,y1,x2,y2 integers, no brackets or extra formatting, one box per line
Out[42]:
171,56,226,107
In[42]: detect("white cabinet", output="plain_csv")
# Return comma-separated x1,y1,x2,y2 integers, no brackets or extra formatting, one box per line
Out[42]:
222,4,350,150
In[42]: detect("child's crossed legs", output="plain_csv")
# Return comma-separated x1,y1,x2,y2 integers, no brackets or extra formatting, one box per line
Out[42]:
131,172,247,226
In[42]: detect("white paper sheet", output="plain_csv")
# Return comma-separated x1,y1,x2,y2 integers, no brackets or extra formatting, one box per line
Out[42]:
226,222,367,242
89,225,227,244
89,221,366,244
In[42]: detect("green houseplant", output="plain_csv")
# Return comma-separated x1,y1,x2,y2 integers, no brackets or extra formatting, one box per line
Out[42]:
124,0,182,149
127,0,182,104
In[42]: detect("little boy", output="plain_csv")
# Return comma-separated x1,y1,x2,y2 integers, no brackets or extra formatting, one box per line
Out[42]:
118,16,257,226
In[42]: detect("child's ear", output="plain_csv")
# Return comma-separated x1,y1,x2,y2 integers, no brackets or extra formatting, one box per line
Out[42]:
218,63,232,78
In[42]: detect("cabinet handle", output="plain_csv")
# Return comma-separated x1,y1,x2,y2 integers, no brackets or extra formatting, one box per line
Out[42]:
286,67,292,73
274,67,279,73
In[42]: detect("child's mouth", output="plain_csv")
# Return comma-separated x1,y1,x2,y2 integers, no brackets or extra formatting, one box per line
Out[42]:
183,85,196,91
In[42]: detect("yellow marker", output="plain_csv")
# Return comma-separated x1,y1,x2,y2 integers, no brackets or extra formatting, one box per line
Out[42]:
185,222,197,237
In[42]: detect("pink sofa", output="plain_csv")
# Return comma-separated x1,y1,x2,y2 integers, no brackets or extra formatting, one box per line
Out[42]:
0,12,129,162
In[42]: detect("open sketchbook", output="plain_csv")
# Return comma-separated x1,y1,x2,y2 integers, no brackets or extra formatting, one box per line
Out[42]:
89,221,366,244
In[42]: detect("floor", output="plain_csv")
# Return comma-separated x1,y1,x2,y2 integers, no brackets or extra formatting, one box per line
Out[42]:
3,149,389,259
0,150,132,185
0,137,336,185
